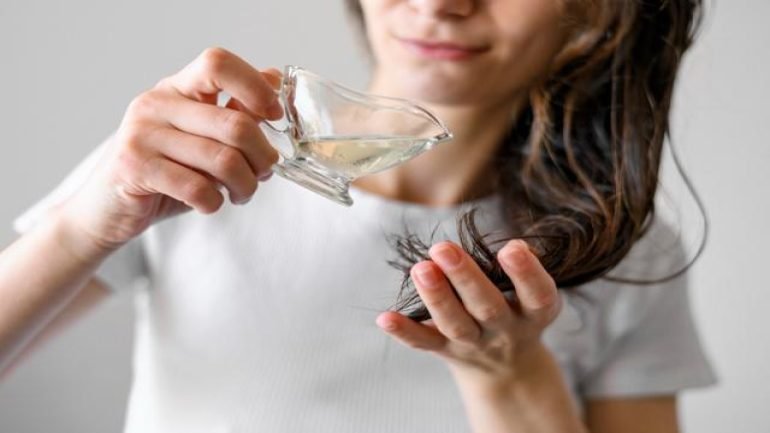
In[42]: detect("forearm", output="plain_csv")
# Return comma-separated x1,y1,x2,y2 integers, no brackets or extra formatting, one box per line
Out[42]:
0,212,109,373
451,345,586,433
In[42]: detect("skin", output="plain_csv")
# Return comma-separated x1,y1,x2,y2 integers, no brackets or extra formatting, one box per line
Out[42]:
0,48,284,374
352,0,570,205
0,0,679,431
359,1,680,432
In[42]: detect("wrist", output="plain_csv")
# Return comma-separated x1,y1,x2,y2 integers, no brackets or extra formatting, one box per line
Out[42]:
50,208,117,267
449,341,555,398
450,343,586,433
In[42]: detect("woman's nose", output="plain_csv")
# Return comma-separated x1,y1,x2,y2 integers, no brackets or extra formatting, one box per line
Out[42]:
407,0,476,18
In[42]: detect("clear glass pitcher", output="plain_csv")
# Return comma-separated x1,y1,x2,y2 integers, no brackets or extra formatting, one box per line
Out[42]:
260,65,453,206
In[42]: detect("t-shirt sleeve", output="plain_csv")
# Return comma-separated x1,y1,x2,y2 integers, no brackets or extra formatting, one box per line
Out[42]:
11,134,148,294
580,222,718,398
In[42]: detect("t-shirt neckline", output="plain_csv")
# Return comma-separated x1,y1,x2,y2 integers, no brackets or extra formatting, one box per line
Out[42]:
347,183,502,217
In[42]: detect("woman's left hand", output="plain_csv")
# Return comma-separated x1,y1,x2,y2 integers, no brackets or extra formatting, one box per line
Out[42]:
376,239,562,389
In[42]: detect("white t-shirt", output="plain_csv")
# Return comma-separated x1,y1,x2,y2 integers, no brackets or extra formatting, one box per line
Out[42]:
14,139,717,433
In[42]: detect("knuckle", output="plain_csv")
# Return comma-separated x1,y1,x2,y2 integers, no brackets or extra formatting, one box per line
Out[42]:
117,125,143,150
444,324,478,342
528,292,561,325
474,305,505,323
138,157,167,189
213,146,245,175
183,178,214,204
198,46,231,75
115,127,149,162
126,91,163,118
113,142,146,176
427,294,453,311
220,111,255,143
451,271,477,291
529,289,558,312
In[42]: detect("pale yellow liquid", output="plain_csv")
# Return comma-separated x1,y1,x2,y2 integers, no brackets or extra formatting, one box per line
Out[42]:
296,135,430,178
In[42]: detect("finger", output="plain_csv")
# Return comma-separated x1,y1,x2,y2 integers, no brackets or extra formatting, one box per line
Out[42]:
224,91,284,122
223,97,277,181
226,96,284,133
152,128,258,205
410,261,482,343
260,68,283,89
376,311,447,352
497,240,560,326
162,47,283,119
429,241,515,330
139,157,224,214
158,94,279,178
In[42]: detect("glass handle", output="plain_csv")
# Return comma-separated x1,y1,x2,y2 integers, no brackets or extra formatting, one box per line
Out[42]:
261,118,287,135
259,83,293,165
259,120,292,165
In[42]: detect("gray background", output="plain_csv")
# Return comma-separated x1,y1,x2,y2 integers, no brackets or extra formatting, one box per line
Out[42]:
0,1,767,432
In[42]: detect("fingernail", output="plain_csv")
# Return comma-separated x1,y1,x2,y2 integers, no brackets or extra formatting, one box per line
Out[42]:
376,314,397,331
500,241,528,269
258,170,273,181
413,265,439,287
431,244,462,268
234,196,252,205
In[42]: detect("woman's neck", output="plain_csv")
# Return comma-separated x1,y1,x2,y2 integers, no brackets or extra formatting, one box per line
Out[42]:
352,73,523,207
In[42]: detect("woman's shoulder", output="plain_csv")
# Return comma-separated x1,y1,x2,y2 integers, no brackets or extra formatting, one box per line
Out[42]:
570,217,695,334
607,217,690,282
552,218,717,398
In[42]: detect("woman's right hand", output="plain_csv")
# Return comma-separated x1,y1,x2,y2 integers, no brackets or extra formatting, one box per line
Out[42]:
58,47,283,258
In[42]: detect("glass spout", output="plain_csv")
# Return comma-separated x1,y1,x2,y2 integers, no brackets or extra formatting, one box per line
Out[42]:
262,65,454,206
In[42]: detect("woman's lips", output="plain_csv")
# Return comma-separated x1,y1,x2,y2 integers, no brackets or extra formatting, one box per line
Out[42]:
398,38,489,61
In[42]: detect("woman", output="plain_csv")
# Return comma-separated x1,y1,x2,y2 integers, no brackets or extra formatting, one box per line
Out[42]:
0,0,715,432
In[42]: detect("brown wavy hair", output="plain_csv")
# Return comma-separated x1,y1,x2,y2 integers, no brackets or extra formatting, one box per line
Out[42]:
344,0,707,321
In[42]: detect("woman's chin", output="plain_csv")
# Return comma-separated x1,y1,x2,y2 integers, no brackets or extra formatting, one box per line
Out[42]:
389,68,482,106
